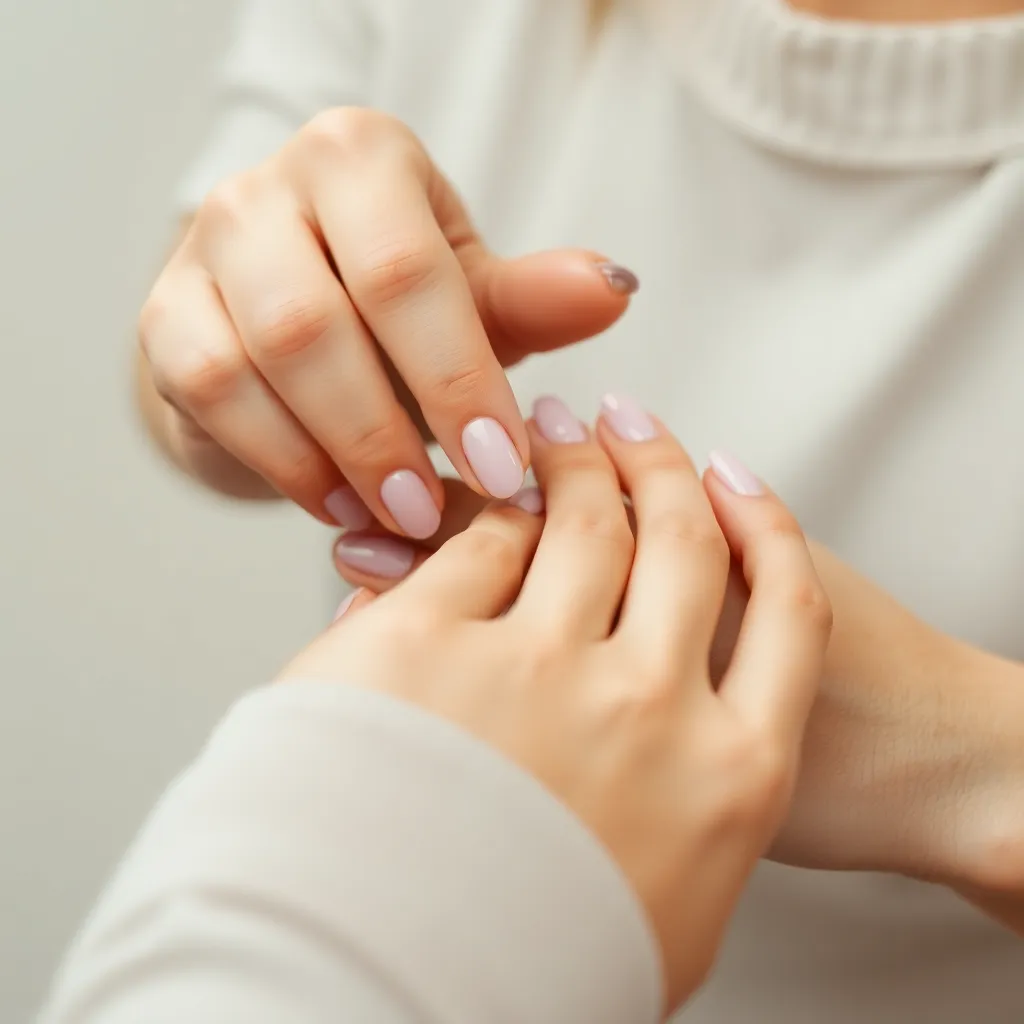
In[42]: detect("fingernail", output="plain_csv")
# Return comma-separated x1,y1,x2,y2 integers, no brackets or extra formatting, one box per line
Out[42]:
380,470,441,539
600,393,657,442
335,534,416,579
508,485,544,514
533,396,587,444
462,417,525,499
332,589,362,622
325,486,373,531
708,450,764,496
597,261,640,296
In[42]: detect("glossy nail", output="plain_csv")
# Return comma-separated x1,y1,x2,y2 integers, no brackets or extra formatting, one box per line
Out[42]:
600,393,657,442
708,450,764,496
508,486,544,514
597,261,640,295
533,396,587,444
335,534,417,579
462,417,525,499
380,470,441,539
325,486,373,530
332,589,361,622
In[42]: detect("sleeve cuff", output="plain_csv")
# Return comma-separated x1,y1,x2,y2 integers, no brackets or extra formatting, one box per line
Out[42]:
95,680,663,1024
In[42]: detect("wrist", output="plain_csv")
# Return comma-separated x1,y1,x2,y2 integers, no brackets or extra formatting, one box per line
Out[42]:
938,643,1024,895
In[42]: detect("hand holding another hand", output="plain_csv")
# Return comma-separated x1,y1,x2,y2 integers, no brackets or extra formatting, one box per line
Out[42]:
285,399,832,1010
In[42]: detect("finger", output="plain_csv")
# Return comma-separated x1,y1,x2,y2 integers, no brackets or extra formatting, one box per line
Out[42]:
332,478,493,591
331,587,376,623
296,120,527,499
704,451,832,743
466,249,639,365
595,396,730,672
200,186,443,539
392,501,544,620
140,264,342,522
512,399,634,639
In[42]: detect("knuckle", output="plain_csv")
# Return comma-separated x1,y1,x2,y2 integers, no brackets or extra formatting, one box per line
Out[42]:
302,106,400,159
556,506,634,557
160,344,247,409
349,240,441,308
137,291,169,351
337,416,408,468
720,731,793,820
198,174,261,233
250,297,335,362
455,519,528,575
272,446,336,499
645,508,728,563
425,362,489,407
776,578,833,636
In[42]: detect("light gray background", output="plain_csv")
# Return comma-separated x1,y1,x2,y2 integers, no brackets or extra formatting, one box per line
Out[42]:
0,2,330,1017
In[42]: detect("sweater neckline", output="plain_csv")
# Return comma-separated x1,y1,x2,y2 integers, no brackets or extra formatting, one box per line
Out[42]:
635,0,1024,166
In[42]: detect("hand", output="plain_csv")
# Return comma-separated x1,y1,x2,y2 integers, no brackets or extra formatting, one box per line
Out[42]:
287,398,832,1010
138,107,637,532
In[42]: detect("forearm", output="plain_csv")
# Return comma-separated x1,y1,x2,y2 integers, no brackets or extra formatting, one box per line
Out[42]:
41,682,660,1024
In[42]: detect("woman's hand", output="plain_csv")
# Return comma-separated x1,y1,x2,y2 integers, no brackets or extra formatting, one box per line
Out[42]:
138,108,636,533
284,397,832,1010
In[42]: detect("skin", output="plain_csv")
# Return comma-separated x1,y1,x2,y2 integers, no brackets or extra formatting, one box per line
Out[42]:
136,0,1024,941
283,420,833,1013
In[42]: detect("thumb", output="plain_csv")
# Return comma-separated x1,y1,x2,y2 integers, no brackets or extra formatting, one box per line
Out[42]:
332,478,493,593
467,249,639,365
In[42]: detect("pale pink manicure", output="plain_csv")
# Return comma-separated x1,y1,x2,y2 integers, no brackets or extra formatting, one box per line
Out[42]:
708,450,764,496
508,486,544,514
325,486,373,530
380,470,441,539
335,534,416,579
462,417,525,499
597,261,640,296
600,393,657,442
333,589,361,622
533,396,587,444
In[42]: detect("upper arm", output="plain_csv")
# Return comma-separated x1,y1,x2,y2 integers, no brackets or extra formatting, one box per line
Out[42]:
176,0,381,211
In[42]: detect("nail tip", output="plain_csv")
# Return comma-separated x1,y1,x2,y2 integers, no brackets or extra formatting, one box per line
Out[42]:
598,261,640,296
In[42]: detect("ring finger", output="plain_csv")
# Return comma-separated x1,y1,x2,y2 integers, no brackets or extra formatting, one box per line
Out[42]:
511,397,634,639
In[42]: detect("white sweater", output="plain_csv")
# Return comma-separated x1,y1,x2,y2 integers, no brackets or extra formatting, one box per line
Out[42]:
50,1,1024,1021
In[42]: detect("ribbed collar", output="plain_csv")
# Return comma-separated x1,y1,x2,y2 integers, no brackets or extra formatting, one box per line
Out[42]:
637,0,1024,166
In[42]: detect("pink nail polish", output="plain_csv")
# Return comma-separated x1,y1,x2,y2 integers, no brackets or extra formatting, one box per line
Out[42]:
508,486,544,514
597,261,640,296
461,417,525,499
708,450,764,496
332,589,361,622
325,486,373,530
380,470,441,539
335,534,416,579
533,396,587,444
600,393,657,442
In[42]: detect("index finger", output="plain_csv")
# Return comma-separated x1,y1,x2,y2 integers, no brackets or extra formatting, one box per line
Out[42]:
302,133,528,500
704,452,833,744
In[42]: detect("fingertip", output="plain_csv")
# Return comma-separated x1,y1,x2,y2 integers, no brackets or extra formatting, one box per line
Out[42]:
706,450,765,498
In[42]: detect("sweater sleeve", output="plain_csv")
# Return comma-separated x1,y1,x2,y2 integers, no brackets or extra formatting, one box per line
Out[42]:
175,0,380,210
39,680,662,1024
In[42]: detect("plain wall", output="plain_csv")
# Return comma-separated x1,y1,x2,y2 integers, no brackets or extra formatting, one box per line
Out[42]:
0,2,331,1016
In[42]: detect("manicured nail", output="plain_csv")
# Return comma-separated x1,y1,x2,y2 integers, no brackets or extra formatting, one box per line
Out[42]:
380,470,441,539
335,534,416,579
533,396,587,444
597,261,640,296
325,486,373,531
332,589,362,622
600,393,657,442
708,450,764,496
508,486,544,514
462,417,525,499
